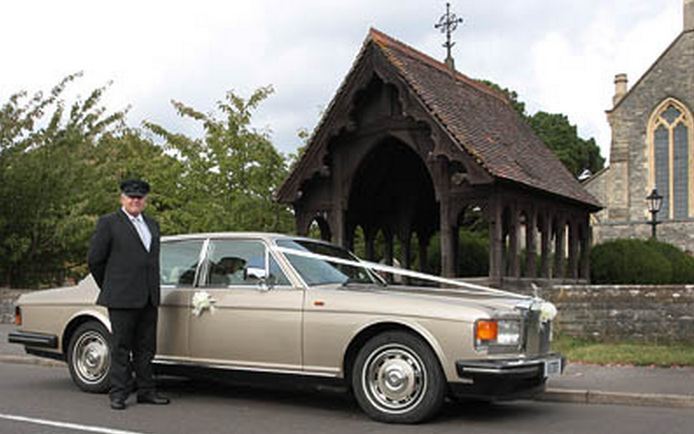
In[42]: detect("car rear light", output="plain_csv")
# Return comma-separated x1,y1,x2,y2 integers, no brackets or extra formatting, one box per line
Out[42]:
14,306,22,326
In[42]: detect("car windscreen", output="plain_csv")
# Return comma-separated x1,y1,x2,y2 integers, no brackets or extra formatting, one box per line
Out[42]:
275,239,381,286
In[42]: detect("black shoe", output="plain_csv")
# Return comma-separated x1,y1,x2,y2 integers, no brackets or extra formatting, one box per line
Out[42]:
110,398,126,410
137,393,170,405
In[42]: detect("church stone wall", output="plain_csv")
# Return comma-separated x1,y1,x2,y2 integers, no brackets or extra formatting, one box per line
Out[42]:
590,31,694,253
616,33,694,222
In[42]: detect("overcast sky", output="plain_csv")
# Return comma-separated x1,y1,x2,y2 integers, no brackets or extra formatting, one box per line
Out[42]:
0,0,683,160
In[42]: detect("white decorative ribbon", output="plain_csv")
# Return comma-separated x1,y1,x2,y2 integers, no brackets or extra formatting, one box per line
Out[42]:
191,291,216,317
275,246,530,300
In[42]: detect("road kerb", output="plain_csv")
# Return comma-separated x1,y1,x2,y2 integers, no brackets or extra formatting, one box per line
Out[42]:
540,388,694,408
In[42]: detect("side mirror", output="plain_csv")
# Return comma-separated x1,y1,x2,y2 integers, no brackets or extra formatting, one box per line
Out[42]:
245,266,267,281
245,266,272,291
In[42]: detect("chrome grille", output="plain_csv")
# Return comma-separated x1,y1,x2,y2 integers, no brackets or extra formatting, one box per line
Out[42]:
522,308,551,355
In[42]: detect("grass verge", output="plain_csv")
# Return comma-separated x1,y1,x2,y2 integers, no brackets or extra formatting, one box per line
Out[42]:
552,335,694,367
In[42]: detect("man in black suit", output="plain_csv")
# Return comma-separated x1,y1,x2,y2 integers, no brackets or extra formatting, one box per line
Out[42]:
88,179,169,410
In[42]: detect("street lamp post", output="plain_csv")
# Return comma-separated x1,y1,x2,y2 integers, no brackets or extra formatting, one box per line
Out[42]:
646,188,663,239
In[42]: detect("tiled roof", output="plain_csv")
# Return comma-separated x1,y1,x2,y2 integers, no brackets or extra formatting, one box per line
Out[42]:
277,28,601,209
369,29,601,208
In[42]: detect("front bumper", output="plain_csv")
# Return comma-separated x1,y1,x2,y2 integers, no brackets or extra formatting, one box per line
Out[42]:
8,330,58,349
450,353,565,400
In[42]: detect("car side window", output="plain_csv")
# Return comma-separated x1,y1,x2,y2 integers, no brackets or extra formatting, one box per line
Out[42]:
160,240,204,287
204,239,290,287
269,255,291,286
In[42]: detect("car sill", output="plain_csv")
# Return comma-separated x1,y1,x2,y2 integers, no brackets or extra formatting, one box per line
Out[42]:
153,357,339,378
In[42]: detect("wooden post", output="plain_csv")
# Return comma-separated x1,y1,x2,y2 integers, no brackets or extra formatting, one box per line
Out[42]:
384,230,394,266
579,217,591,280
540,213,551,278
554,218,566,279
452,224,459,277
440,196,456,278
509,205,520,278
568,219,579,279
526,207,538,278
401,232,412,270
489,196,504,285
297,219,308,237
365,226,376,261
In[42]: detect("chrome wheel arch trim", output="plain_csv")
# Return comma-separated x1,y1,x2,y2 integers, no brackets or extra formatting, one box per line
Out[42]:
342,318,449,378
66,309,111,333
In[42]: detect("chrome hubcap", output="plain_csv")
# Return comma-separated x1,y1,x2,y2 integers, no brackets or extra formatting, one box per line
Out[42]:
73,331,109,384
362,344,427,414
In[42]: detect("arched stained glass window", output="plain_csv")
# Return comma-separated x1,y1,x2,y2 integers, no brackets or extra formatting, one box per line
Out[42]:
673,123,688,219
650,101,691,219
654,125,670,218
663,106,681,124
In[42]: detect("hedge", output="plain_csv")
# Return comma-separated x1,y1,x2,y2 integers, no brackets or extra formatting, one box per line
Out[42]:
427,229,489,277
590,239,694,284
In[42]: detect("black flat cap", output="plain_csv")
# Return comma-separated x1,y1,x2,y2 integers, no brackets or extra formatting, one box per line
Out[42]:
120,179,150,197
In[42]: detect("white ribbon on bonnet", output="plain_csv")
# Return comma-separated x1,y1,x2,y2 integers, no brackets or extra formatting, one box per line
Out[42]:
275,246,558,322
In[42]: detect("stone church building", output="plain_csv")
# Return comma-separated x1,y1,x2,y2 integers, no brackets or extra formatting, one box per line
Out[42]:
585,0,694,252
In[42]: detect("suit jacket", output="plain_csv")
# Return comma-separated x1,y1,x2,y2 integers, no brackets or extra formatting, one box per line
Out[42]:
88,210,161,308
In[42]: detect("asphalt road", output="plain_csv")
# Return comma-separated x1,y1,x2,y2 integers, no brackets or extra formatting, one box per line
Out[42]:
0,363,693,434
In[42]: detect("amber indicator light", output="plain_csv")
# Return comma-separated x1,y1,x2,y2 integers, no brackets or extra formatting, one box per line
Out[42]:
476,320,497,341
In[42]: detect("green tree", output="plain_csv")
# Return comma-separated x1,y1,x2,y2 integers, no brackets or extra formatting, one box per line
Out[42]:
527,112,604,176
88,129,185,234
144,86,294,234
0,75,127,287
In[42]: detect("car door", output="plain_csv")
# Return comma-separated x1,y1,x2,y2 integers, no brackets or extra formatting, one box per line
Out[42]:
157,238,205,359
188,238,303,371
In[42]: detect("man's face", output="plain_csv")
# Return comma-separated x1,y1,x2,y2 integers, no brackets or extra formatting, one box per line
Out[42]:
120,193,147,216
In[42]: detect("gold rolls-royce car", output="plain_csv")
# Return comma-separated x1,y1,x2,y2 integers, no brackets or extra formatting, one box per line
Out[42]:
9,233,563,423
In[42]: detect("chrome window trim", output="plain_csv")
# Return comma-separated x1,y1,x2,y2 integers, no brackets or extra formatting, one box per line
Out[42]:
159,238,208,288
198,237,303,290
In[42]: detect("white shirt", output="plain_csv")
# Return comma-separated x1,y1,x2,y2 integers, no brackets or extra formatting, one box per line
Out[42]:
122,208,152,252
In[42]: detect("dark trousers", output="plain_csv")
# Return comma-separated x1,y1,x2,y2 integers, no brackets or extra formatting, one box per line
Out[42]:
108,304,158,400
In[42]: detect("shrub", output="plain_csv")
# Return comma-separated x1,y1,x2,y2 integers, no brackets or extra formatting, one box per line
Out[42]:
458,230,489,277
590,238,681,284
427,229,489,276
646,240,694,284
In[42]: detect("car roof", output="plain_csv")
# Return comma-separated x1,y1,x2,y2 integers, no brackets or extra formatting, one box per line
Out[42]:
161,232,333,246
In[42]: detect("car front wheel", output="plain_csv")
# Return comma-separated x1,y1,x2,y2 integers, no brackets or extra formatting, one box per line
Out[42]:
351,331,446,423
67,321,111,393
